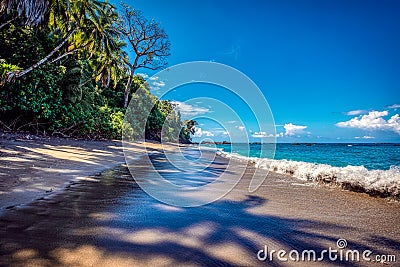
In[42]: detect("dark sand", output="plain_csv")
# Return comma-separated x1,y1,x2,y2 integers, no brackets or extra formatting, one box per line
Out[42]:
0,141,399,266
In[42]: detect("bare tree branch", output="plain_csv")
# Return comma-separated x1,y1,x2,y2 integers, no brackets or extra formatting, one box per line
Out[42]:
120,4,171,107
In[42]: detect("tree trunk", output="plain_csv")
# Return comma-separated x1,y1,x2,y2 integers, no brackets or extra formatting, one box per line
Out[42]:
123,67,135,108
0,18,15,30
3,28,77,84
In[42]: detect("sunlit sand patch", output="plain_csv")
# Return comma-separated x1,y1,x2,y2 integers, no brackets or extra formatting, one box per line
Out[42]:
291,182,312,187
17,146,103,165
9,150,42,159
183,222,217,238
51,245,182,267
51,245,103,266
12,248,38,260
75,177,101,182
110,145,143,153
74,226,205,248
205,242,253,266
152,203,183,212
11,184,51,192
31,167,81,173
91,149,113,154
125,229,178,245
72,223,253,265
0,157,32,162
88,212,118,221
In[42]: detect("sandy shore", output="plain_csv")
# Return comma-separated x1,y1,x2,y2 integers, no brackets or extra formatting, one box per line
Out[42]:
0,136,171,213
0,138,399,266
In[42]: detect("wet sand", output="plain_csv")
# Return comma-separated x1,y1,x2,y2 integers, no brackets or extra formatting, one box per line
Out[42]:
0,137,174,212
0,144,399,266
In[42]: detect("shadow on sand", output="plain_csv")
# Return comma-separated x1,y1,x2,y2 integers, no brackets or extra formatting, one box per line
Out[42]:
0,152,399,266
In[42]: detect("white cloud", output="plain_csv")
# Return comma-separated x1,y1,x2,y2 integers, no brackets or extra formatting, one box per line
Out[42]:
388,114,400,133
208,128,230,136
364,136,375,139
251,131,274,138
345,109,367,116
149,76,159,81
235,126,245,131
355,136,375,139
387,104,400,109
283,123,307,136
336,110,400,134
251,131,267,138
152,81,165,87
136,73,149,79
227,120,237,124
193,127,214,137
171,101,210,117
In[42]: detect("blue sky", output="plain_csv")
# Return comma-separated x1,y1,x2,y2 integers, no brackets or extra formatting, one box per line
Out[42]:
124,0,400,143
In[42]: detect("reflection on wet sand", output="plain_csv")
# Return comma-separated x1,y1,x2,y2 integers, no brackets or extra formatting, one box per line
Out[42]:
0,148,399,267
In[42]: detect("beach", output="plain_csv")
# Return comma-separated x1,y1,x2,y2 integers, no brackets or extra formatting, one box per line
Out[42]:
0,137,399,266
1,0,399,265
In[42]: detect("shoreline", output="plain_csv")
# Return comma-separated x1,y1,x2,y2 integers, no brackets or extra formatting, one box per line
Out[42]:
215,149,400,201
0,136,175,213
1,137,398,215
0,142,399,266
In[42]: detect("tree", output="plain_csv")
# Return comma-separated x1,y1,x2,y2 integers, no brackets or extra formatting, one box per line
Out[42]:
0,0,184,141
93,39,127,88
179,119,197,144
1,0,122,85
0,0,53,27
119,4,170,108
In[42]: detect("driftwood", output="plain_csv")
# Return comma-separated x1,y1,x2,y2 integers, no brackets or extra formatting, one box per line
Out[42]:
51,122,83,137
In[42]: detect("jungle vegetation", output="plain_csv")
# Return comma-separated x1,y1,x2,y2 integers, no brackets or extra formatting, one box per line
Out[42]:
0,0,194,142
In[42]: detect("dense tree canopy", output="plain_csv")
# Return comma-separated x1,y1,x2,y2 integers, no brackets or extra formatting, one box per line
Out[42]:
0,1,194,142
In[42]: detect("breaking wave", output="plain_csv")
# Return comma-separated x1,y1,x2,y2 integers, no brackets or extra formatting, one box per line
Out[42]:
217,151,400,199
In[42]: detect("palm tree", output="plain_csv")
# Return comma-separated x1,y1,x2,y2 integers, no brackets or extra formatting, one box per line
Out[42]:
0,0,68,28
89,9,127,88
94,44,128,88
2,0,122,85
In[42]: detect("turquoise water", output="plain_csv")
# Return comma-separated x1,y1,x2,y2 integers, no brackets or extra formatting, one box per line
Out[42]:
202,143,400,171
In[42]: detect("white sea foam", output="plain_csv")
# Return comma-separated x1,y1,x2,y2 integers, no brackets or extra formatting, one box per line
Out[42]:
217,151,400,199
196,146,219,151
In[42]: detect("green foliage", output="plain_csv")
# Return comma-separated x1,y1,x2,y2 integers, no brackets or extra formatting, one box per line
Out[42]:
0,3,192,142
0,60,21,78
179,120,197,143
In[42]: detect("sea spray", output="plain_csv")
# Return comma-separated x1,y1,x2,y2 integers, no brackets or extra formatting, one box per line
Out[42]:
217,151,400,199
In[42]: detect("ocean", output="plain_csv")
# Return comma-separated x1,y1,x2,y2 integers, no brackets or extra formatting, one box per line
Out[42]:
200,143,400,198
205,143,400,170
